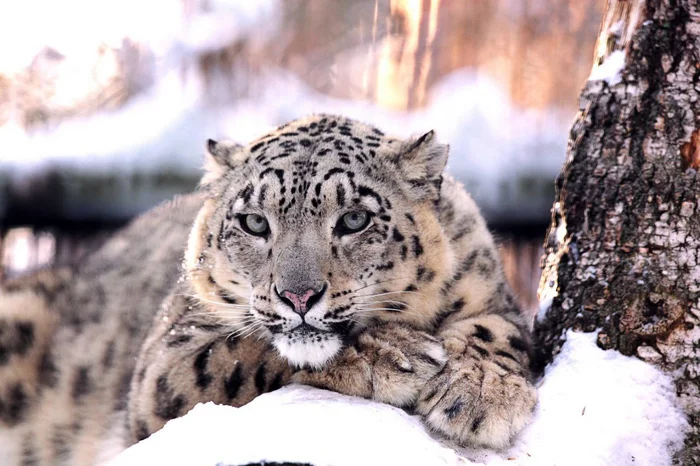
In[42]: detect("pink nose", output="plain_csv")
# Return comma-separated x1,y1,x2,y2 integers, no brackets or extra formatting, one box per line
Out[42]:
279,287,325,316
282,289,316,314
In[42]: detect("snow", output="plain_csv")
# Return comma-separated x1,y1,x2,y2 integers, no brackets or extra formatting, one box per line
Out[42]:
536,296,553,322
1,69,567,174
464,331,688,466
609,20,625,37
0,0,278,74
110,386,463,466
0,0,279,176
176,0,280,55
0,68,567,222
589,50,626,86
110,331,688,466
0,69,205,174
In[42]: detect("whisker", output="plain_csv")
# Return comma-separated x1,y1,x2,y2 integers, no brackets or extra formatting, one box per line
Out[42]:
241,325,266,339
185,311,253,320
235,320,264,330
352,300,418,312
185,309,251,316
228,322,265,339
351,290,420,299
214,317,259,326
354,307,414,312
197,301,252,310
348,277,412,295
353,307,423,317
178,293,252,309
226,316,262,325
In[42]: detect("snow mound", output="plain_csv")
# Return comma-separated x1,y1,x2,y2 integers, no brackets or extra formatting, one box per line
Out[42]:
110,385,462,466
110,331,687,466
462,331,688,466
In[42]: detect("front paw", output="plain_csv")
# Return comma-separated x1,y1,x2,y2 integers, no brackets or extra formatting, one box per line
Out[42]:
416,357,536,448
293,323,447,407
362,323,448,406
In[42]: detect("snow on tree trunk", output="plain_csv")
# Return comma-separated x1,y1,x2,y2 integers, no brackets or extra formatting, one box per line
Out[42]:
535,0,700,463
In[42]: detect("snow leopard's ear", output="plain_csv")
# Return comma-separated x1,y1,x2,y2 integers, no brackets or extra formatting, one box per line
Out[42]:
202,139,244,187
393,131,449,200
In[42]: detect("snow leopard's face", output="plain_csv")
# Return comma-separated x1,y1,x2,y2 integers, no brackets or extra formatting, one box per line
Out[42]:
186,115,451,368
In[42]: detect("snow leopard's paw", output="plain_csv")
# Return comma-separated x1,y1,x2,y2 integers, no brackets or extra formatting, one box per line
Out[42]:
293,322,447,407
416,356,536,448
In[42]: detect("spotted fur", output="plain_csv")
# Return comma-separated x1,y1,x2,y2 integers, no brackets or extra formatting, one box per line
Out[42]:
0,115,536,465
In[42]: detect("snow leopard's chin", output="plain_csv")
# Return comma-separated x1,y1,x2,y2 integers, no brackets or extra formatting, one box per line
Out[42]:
272,329,343,369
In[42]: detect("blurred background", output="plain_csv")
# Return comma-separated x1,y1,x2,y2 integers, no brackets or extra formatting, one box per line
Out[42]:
0,0,604,312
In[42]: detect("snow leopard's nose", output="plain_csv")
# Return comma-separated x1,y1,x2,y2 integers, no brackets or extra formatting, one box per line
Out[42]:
275,284,327,316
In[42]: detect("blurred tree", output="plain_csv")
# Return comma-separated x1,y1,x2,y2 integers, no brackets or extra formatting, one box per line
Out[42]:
274,0,603,111
536,0,700,462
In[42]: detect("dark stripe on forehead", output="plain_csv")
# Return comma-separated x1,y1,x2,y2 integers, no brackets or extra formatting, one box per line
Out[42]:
358,185,383,207
239,183,254,204
258,184,268,208
346,171,357,190
336,184,346,207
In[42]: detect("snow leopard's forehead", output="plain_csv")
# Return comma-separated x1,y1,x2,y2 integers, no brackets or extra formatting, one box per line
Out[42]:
247,115,401,175
254,114,399,158
221,114,410,223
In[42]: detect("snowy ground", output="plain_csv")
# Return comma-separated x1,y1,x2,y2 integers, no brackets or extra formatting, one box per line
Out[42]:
110,331,687,466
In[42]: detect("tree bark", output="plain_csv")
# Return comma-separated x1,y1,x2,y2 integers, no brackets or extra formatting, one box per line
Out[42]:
535,0,700,463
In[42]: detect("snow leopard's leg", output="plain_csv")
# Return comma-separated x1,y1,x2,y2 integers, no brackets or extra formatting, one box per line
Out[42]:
128,291,447,443
0,268,70,427
126,290,294,443
416,289,537,449
406,178,538,449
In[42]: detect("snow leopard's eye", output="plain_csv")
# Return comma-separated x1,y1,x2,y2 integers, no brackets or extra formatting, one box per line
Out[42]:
335,211,372,236
240,214,270,236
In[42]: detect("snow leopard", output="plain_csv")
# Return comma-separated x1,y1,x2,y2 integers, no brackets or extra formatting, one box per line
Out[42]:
0,114,537,465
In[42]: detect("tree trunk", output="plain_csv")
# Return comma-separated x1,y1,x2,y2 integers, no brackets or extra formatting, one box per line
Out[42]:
535,0,700,463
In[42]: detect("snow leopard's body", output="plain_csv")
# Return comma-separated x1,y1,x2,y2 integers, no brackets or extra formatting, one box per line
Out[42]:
0,115,536,465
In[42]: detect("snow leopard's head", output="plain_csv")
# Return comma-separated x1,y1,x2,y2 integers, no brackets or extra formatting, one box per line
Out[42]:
186,114,452,368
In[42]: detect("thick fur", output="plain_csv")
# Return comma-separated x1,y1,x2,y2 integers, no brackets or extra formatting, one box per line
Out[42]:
0,115,536,465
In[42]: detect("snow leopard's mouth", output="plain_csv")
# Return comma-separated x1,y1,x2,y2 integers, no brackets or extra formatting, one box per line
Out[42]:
266,319,356,337
290,322,330,335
